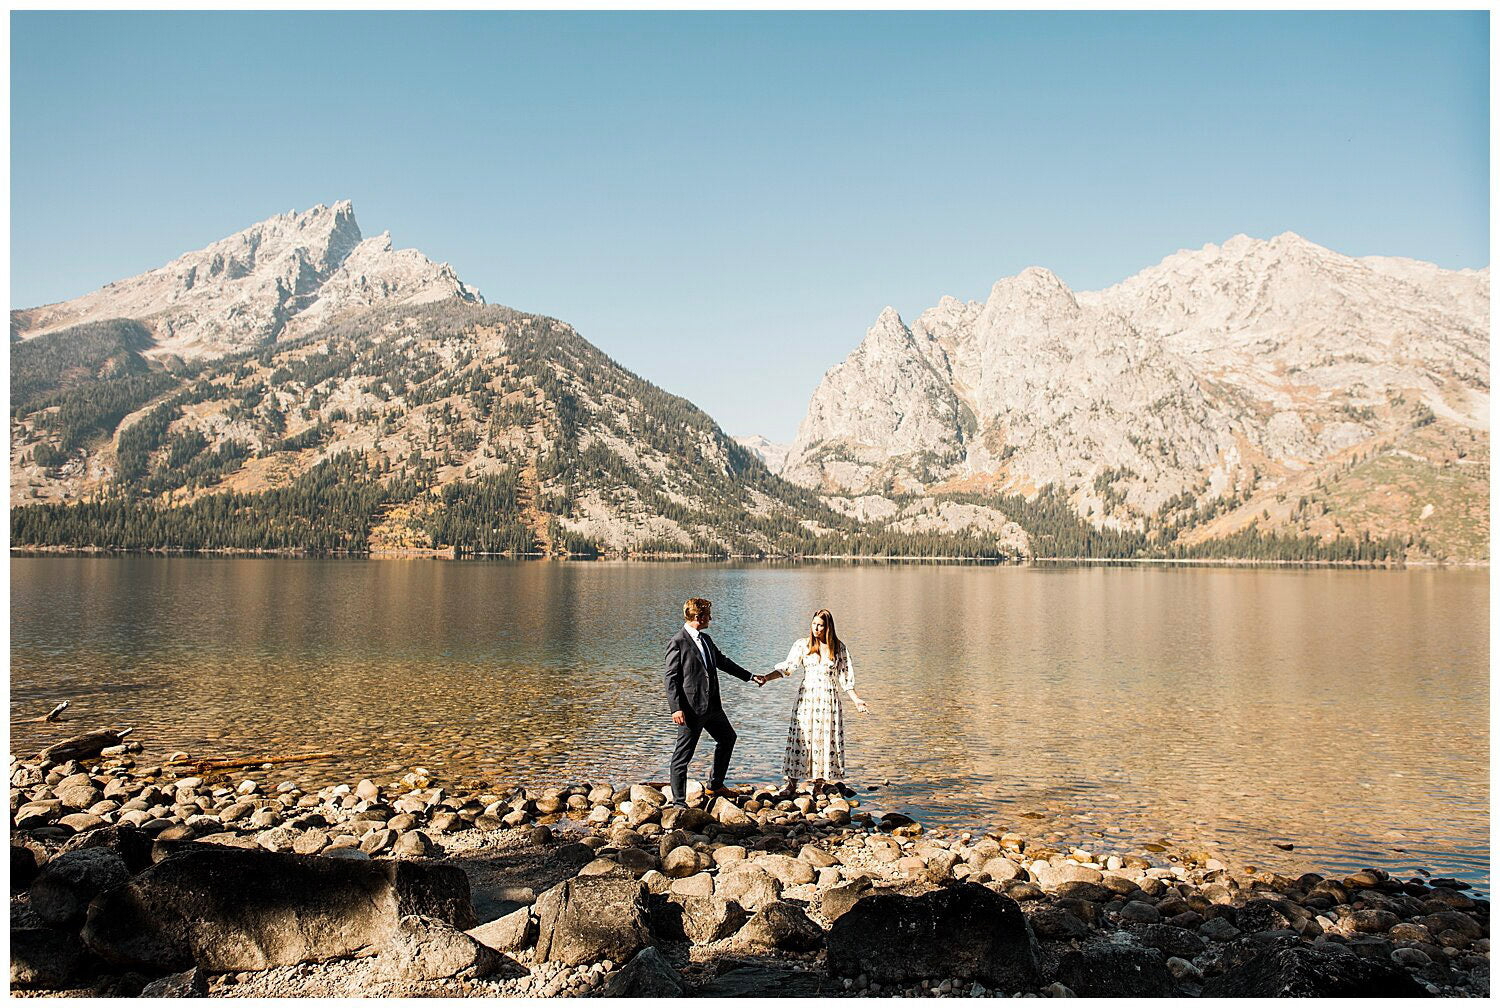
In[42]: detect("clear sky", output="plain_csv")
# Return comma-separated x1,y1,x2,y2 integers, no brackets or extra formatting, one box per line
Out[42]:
11,12,1490,442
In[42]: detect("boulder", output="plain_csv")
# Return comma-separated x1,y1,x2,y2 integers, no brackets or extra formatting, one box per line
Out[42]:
468,906,537,952
10,927,101,989
30,847,130,926
1133,923,1207,960
1053,939,1179,997
662,806,713,832
818,877,873,923
12,845,40,890
1026,907,1091,940
679,895,748,944
657,829,693,860
81,845,474,971
532,874,654,966
717,863,783,911
711,797,752,827
712,845,748,867
799,845,839,869
1237,898,1296,934
616,847,658,876
735,901,825,952
663,846,702,878
669,872,715,899
140,967,208,997
604,946,683,996
391,831,437,859
979,856,1021,883
1032,862,1103,890
757,853,816,887
380,914,508,980
1200,937,1432,997
697,961,832,996
826,882,1039,988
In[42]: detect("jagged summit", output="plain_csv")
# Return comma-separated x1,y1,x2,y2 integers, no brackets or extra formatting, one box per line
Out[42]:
781,232,1489,559
11,201,483,357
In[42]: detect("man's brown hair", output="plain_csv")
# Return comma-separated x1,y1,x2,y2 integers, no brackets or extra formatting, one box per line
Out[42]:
683,597,712,622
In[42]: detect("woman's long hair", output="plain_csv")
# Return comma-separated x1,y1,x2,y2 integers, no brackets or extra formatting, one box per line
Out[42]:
807,609,844,663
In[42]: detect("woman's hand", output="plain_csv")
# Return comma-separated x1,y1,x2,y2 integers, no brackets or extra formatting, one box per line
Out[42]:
852,696,869,714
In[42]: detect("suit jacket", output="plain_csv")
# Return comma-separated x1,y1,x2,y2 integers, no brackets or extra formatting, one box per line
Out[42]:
665,626,752,722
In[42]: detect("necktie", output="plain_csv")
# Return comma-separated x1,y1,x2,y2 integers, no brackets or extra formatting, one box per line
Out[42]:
699,632,715,672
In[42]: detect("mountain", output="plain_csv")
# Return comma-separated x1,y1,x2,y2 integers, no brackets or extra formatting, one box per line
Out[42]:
10,203,1028,560
734,435,790,473
782,234,1489,562
10,201,483,358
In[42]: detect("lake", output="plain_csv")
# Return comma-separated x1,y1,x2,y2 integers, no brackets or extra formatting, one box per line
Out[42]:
9,556,1489,892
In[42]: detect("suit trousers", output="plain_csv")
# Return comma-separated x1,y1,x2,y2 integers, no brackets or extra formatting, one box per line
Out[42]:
669,707,736,803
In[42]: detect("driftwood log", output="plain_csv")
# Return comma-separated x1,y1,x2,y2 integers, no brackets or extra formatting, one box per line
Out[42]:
40,701,69,723
37,728,128,763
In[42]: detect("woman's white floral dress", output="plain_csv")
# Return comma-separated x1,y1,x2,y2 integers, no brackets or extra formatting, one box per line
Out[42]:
776,638,856,781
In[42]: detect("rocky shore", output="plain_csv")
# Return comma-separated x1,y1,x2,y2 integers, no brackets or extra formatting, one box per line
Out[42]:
9,734,1489,998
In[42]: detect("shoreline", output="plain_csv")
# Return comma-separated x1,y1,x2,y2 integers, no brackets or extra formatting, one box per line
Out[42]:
8,547,1487,569
10,738,1489,998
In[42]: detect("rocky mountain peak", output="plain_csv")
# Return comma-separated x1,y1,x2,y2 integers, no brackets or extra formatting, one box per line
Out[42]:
981,266,1079,324
11,201,482,358
782,232,1488,560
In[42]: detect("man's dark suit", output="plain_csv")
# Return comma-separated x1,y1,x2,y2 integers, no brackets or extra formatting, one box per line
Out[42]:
665,625,753,804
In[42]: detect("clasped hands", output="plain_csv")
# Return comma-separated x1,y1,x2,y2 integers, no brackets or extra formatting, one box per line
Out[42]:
751,670,778,687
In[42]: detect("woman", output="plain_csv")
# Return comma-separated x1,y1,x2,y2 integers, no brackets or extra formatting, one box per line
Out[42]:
756,609,869,796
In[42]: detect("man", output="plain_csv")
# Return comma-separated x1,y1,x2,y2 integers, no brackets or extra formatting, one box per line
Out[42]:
665,597,760,806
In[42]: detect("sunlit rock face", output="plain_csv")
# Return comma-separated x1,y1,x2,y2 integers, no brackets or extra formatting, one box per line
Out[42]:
783,233,1488,546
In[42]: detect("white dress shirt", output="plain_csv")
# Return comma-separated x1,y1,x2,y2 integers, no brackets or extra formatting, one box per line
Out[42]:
683,622,712,670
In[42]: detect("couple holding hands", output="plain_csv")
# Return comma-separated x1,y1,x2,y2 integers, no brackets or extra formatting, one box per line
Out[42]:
664,597,869,806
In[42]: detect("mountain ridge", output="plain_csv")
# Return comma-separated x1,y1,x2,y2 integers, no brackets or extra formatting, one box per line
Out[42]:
9,203,1031,560
10,209,1481,562
781,232,1488,561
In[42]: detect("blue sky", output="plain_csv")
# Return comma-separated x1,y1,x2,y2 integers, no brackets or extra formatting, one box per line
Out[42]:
11,12,1490,441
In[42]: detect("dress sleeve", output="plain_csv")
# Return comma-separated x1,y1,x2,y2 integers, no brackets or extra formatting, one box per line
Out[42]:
836,646,855,694
775,639,804,672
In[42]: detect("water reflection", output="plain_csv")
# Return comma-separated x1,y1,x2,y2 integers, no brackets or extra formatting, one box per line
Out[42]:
9,557,1488,891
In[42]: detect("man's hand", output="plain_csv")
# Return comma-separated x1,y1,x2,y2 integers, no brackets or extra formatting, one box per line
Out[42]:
672,710,686,726
751,674,766,687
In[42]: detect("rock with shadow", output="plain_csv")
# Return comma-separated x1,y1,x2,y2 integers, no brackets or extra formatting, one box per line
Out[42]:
379,914,525,981
11,927,105,990
604,946,684,996
732,900,825,953
650,892,748,945
1201,936,1432,997
696,957,833,997
81,844,475,971
30,847,131,927
826,882,1040,988
1051,938,1180,997
533,873,655,966
468,905,538,953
